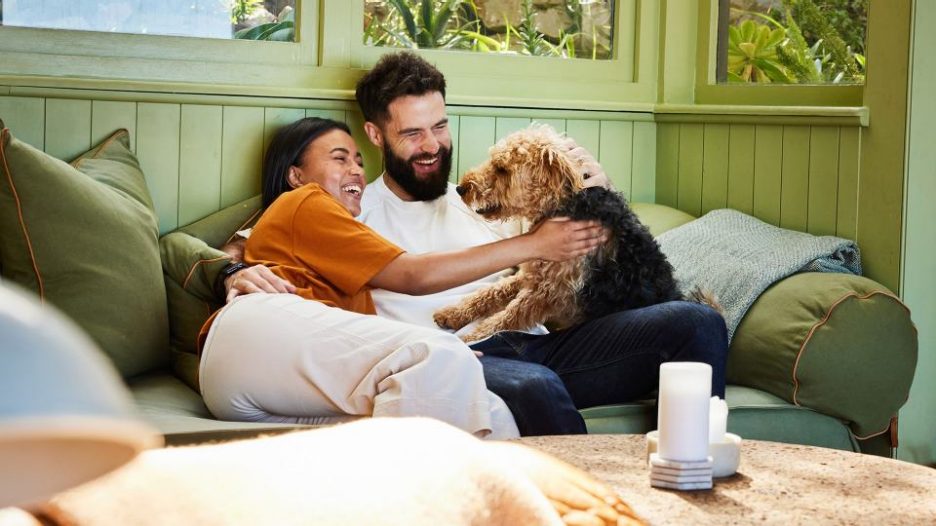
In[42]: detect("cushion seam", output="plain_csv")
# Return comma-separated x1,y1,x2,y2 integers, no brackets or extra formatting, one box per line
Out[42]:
182,256,230,291
792,290,912,407
0,129,45,299
71,129,129,169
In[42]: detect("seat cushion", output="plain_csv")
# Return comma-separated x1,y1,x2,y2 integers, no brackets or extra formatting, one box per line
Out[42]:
0,123,167,378
580,385,857,452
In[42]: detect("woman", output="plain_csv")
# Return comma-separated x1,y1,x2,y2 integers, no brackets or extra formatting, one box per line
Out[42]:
199,118,605,439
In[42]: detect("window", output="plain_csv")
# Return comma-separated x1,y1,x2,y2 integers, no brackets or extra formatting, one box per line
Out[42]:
363,0,615,61
0,0,296,42
717,0,867,84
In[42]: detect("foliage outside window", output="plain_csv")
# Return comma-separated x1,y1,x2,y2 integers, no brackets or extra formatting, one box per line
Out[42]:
363,0,615,60
0,0,296,42
720,0,866,84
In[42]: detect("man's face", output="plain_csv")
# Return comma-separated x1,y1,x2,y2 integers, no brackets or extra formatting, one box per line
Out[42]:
379,92,453,201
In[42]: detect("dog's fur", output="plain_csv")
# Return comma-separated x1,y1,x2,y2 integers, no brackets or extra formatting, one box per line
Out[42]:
433,125,713,343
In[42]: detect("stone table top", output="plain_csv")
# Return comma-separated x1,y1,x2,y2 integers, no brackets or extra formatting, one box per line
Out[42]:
518,434,936,525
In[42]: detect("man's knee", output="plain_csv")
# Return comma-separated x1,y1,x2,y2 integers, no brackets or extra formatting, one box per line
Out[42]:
665,302,728,361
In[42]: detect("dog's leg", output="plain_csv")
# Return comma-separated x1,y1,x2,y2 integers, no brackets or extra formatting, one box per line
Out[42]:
434,274,523,331
460,284,554,343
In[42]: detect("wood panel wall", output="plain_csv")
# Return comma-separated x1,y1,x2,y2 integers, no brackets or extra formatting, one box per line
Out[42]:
0,95,656,235
656,122,862,240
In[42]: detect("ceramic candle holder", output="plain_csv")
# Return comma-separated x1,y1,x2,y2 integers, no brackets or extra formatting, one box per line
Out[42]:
646,430,742,478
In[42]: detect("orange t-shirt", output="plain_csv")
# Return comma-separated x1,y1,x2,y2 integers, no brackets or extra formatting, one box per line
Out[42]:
197,184,404,354
244,183,404,314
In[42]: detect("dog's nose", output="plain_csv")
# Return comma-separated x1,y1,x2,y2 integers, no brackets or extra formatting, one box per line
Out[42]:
456,184,467,197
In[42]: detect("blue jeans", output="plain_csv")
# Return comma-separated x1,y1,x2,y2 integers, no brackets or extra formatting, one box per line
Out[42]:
471,301,728,436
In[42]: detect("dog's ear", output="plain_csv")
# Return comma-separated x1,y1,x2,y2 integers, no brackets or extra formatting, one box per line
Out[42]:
535,142,585,191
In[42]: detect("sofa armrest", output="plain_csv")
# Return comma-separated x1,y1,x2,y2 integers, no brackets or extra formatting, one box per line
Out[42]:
727,272,918,439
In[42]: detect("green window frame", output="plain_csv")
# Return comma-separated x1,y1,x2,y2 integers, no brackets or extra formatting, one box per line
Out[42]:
321,0,658,110
0,1,324,93
694,0,864,107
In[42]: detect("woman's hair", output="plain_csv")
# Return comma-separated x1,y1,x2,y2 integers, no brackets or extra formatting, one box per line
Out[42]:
261,117,352,208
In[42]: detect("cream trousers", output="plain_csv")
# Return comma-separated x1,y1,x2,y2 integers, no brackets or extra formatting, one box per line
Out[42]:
199,293,518,439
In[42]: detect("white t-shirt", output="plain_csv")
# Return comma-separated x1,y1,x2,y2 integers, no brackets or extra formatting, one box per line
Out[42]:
358,175,546,338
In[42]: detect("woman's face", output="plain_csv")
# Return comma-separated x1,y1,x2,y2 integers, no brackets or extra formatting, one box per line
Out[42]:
288,129,366,216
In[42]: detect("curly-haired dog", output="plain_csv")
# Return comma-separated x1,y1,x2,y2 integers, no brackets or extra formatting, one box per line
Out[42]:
433,125,715,343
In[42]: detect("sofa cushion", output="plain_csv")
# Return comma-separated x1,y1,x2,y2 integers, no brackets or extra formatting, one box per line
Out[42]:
727,272,917,438
0,123,168,378
159,196,262,391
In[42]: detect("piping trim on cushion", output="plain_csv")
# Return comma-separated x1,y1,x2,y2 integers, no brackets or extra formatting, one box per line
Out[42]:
0,129,45,300
70,129,129,169
182,256,230,291
791,290,914,408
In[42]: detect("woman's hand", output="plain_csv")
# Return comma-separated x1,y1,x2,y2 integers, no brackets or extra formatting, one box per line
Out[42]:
225,265,297,303
526,218,607,262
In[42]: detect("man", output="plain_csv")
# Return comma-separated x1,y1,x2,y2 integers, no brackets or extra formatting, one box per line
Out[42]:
349,51,729,435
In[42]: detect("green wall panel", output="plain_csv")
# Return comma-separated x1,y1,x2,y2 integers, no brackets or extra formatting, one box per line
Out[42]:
136,102,181,234
457,116,496,179
495,117,532,142
677,123,703,217
599,121,633,197
263,107,306,161
0,96,45,149
656,123,679,208
45,98,91,161
305,108,346,123
91,100,137,152
178,105,223,226
448,115,460,183
565,120,600,160
533,119,567,133
726,124,755,215
631,121,656,204
807,127,840,237
220,106,264,209
753,125,783,226
836,127,860,241
779,126,810,232
701,124,729,214
346,110,382,182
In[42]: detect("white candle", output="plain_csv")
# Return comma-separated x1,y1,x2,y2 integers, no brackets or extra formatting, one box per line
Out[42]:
657,362,712,462
709,396,728,444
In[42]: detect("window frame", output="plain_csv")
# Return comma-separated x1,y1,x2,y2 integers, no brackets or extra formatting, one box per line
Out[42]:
321,0,658,111
694,0,864,107
0,0,334,93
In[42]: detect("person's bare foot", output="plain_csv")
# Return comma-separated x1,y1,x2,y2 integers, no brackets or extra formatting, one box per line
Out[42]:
488,442,645,526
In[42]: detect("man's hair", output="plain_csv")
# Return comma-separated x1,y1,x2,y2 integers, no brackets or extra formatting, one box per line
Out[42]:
355,51,446,126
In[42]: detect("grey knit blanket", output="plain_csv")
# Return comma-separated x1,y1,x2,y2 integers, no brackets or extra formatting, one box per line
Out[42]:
656,209,861,342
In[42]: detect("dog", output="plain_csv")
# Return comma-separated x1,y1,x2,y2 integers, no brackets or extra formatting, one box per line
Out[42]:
433,124,717,343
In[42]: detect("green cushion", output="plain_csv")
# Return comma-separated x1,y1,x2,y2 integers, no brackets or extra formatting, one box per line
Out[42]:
631,202,696,236
0,123,168,378
727,272,917,438
159,195,262,391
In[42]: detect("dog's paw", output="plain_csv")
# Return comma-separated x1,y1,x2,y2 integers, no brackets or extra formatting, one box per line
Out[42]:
433,306,473,331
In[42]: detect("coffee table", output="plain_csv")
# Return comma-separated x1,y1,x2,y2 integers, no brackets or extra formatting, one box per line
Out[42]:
518,434,936,524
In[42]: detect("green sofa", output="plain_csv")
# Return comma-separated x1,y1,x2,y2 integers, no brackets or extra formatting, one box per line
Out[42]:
152,196,918,454
0,124,917,454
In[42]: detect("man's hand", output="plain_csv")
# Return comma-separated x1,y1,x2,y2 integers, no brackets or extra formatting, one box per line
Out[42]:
562,139,612,190
225,265,297,303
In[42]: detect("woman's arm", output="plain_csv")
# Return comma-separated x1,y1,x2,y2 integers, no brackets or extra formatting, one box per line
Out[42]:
369,218,605,296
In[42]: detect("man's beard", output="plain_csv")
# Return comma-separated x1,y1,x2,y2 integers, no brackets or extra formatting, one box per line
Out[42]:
383,142,452,202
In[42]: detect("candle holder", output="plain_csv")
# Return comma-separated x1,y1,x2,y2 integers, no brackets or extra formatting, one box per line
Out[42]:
650,362,714,490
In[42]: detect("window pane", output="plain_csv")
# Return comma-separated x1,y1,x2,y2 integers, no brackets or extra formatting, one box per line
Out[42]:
0,0,297,42
719,0,867,84
363,0,615,60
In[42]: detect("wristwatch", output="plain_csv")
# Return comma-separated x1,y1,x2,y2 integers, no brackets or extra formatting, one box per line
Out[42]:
219,261,248,283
